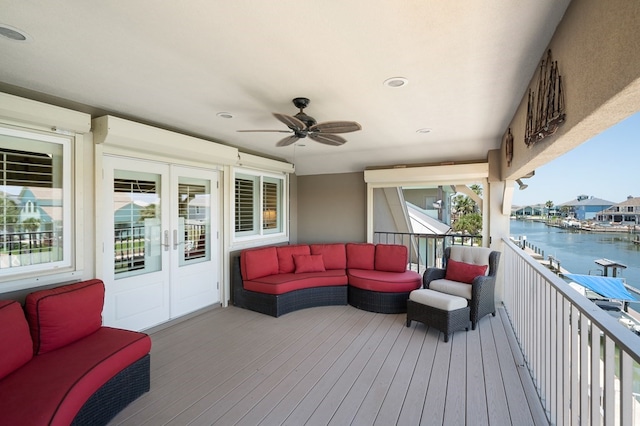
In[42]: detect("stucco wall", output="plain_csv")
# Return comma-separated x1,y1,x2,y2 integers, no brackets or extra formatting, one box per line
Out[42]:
503,0,640,181
296,172,366,244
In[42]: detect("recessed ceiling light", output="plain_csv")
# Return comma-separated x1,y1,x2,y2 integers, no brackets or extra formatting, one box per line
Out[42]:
0,24,30,42
383,77,408,88
416,128,431,134
216,112,233,119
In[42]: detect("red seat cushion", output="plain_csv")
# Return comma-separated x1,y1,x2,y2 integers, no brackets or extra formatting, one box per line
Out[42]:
241,246,279,280
276,245,311,274
445,259,488,284
310,243,346,270
25,280,105,355
374,244,408,273
0,327,151,426
346,243,375,270
243,270,348,295
0,300,33,381
348,269,421,292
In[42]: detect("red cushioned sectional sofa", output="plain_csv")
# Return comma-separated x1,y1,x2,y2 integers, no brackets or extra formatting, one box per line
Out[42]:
0,279,151,426
233,243,422,316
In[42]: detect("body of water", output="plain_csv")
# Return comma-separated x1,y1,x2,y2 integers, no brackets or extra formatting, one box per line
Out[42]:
509,219,640,306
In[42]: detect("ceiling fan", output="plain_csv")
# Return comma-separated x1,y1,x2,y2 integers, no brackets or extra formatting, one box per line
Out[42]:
238,97,362,147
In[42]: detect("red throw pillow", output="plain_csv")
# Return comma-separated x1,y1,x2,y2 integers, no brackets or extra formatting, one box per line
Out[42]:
293,254,326,273
277,245,311,274
445,258,488,284
0,300,33,380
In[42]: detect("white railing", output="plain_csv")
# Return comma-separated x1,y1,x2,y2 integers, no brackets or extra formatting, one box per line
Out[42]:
502,238,640,425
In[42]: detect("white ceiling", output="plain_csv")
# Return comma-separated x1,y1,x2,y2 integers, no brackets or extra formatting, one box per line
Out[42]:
0,1,570,175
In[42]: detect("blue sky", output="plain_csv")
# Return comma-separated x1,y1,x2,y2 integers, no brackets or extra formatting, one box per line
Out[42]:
511,111,640,206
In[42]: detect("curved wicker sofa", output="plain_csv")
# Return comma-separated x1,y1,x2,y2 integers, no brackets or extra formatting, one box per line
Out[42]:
0,280,151,426
232,242,421,317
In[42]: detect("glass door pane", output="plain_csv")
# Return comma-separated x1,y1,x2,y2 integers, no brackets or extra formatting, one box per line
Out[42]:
113,171,162,279
177,178,210,267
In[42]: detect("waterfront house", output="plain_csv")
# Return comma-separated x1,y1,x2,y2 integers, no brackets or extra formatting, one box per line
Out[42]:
596,196,640,225
559,195,615,221
1,1,640,424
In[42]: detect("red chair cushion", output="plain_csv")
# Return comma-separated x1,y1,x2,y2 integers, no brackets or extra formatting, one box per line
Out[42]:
293,254,326,273
445,259,488,284
310,243,346,270
276,245,311,274
241,246,279,280
25,280,105,355
0,300,33,380
243,270,348,295
374,244,408,273
346,243,375,270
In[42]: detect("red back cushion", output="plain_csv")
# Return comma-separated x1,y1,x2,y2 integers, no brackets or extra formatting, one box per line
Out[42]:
445,259,488,284
24,279,105,355
241,246,279,280
310,243,347,270
375,244,408,273
293,254,326,273
276,245,311,274
0,300,33,380
346,243,375,270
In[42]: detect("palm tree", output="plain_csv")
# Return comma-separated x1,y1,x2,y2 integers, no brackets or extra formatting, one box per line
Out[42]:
545,200,554,221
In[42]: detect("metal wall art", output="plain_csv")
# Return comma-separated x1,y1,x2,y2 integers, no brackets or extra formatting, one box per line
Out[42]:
524,49,565,147
504,128,513,166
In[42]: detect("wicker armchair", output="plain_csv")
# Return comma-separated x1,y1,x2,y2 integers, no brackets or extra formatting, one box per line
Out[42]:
423,246,500,330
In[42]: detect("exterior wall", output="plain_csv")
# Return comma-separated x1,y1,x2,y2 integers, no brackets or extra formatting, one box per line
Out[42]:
296,172,366,244
502,0,640,181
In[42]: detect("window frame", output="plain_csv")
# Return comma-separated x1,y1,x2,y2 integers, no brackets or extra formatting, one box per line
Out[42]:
0,125,75,281
232,167,287,245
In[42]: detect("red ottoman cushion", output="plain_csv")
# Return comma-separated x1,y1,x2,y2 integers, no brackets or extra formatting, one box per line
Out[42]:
0,300,33,380
25,280,105,355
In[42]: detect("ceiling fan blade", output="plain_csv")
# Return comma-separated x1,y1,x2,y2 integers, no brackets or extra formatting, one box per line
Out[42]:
237,129,292,133
276,135,300,147
309,133,347,146
273,113,306,131
309,121,362,134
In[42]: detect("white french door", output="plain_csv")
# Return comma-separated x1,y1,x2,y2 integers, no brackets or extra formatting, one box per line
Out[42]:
101,156,220,331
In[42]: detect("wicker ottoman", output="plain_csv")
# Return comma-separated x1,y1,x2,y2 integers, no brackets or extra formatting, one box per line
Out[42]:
406,289,471,342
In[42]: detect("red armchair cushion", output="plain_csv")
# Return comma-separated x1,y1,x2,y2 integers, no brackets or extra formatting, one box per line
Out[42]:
0,300,33,380
293,254,326,273
276,245,311,274
310,243,346,270
241,246,279,280
374,244,408,273
445,259,488,284
346,243,375,270
24,280,105,355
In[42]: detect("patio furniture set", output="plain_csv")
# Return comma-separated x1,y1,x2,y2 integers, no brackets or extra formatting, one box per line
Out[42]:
234,243,500,342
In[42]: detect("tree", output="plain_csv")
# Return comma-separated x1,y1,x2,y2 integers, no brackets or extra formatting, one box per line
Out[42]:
545,200,554,220
0,195,19,229
452,212,482,235
138,204,157,223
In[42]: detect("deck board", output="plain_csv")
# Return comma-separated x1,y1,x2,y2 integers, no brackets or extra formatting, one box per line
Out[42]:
108,305,548,426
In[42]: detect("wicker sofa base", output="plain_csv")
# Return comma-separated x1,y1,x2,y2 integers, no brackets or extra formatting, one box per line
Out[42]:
71,353,150,426
348,286,412,314
406,299,470,342
235,285,348,318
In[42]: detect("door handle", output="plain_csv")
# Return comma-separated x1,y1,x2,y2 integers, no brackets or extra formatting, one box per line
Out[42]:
173,229,179,250
162,230,170,251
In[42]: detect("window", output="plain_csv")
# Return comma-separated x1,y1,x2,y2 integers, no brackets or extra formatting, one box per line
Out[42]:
0,126,72,277
234,170,285,240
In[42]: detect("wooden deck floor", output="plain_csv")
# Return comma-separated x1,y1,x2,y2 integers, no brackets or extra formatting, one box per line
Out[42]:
109,305,548,426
